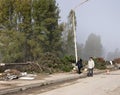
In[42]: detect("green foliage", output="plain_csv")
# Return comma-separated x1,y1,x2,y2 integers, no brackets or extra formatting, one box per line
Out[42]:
0,0,15,30
94,58,106,70
0,30,25,62
37,53,74,73
63,55,75,63
33,0,61,51
37,52,62,73
60,55,75,72
0,0,75,73
0,0,62,63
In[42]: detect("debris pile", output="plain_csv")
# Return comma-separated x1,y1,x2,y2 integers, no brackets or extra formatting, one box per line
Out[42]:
0,69,37,81
0,69,21,80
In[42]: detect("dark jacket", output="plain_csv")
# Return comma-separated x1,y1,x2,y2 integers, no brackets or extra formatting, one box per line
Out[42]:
76,59,83,68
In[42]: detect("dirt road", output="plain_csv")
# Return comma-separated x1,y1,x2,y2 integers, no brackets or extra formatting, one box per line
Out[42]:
37,70,120,95
9,70,120,95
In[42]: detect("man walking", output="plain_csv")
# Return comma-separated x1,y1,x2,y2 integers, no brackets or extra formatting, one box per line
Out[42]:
76,58,83,74
87,57,95,77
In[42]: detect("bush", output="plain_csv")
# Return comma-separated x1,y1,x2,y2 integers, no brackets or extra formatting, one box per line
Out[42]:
60,55,75,72
94,57,106,70
37,54,74,73
37,52,62,73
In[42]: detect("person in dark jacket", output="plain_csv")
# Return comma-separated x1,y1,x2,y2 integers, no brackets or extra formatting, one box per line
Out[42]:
76,58,83,74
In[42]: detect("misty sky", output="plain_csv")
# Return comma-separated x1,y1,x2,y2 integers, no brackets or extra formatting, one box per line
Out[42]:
56,0,120,53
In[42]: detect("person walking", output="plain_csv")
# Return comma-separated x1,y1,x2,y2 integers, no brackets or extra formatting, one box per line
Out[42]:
76,58,83,74
87,57,95,77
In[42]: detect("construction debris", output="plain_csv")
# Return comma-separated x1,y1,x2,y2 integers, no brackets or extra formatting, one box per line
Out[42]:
19,73,37,80
0,69,37,81
0,69,21,80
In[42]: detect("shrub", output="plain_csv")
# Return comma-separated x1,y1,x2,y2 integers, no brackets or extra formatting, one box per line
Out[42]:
37,52,62,73
94,57,106,70
60,55,75,72
37,54,74,73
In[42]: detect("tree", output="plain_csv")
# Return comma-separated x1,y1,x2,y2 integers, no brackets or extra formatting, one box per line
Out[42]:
84,33,103,59
33,0,62,56
0,30,25,62
0,0,62,62
0,0,15,30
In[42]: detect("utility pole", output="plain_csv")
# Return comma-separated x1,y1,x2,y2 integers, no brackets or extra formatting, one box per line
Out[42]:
72,11,78,63
72,0,89,63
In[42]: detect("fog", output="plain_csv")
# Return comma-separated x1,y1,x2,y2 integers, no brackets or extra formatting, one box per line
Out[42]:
77,33,120,60
57,0,120,60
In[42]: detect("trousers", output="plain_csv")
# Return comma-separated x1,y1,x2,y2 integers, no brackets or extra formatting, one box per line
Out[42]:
87,68,93,76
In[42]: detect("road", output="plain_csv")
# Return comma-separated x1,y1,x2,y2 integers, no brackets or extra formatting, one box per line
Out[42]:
11,70,120,95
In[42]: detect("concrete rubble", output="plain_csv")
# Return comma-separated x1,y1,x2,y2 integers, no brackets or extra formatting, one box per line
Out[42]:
0,69,36,81
0,69,21,80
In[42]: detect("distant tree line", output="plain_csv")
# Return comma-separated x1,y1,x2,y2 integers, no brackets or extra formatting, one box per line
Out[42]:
107,48,120,60
77,33,103,60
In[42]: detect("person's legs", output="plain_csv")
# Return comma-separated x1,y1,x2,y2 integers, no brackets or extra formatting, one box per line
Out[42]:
78,67,81,74
91,68,93,76
89,68,93,76
89,69,91,76
87,69,90,76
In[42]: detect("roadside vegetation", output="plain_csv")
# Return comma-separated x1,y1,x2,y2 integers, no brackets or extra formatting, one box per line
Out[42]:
0,0,118,73
0,0,75,73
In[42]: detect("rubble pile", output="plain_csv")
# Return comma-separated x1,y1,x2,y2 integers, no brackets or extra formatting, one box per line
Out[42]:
0,69,37,81
0,69,21,80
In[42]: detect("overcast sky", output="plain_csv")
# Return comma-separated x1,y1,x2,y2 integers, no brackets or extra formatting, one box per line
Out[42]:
56,0,120,53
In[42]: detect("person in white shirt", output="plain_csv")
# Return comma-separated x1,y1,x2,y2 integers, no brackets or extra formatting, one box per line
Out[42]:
87,57,95,77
